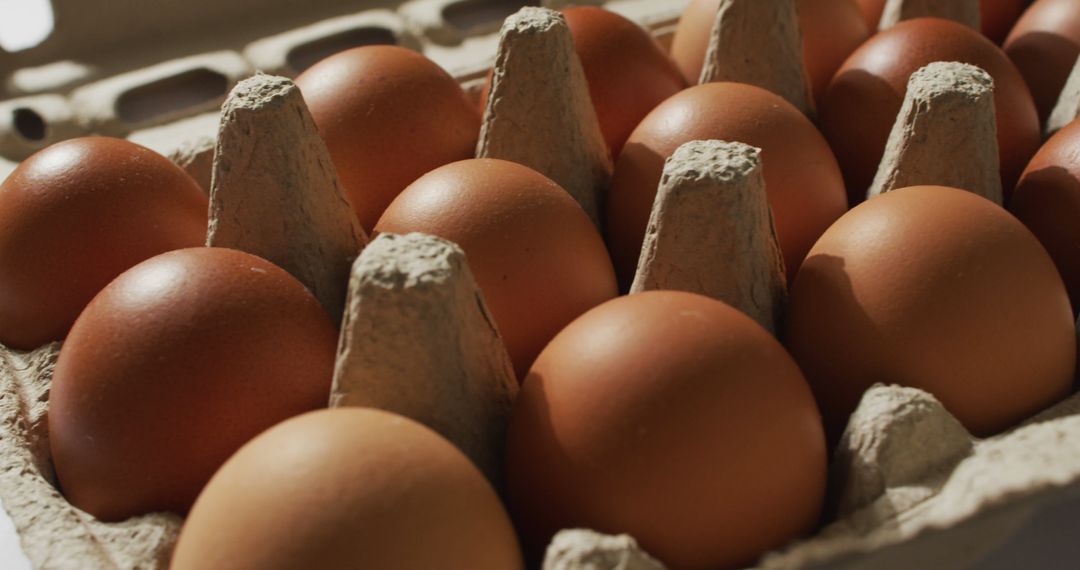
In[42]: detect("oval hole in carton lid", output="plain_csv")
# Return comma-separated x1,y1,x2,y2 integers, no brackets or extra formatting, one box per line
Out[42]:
12,108,46,142
115,68,228,125
287,27,397,75
443,0,537,35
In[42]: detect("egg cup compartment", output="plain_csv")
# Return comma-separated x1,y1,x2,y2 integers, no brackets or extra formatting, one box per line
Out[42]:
4,0,1080,568
0,345,180,569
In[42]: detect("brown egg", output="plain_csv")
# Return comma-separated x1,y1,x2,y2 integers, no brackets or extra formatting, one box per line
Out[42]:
49,247,338,521
507,291,826,570
172,408,523,570
375,159,617,378
0,137,207,350
562,7,686,157
1005,0,1080,123
1012,120,1080,315
669,0,870,105
785,186,1075,441
606,82,847,288
822,18,1040,206
856,0,1028,44
295,46,480,232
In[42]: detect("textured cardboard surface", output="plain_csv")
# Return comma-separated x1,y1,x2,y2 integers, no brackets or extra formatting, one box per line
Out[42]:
630,140,786,334
867,62,1002,204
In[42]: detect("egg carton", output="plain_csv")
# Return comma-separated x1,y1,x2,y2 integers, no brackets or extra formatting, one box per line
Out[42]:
3,0,1080,568
0,0,688,184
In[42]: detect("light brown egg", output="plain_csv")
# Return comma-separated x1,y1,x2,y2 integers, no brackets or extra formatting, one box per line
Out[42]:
507,291,826,570
669,0,870,105
0,137,207,350
821,18,1040,206
785,186,1075,441
49,247,338,521
295,46,480,232
1004,0,1080,123
172,408,523,570
1012,119,1080,315
375,158,618,378
606,82,847,288
561,6,686,157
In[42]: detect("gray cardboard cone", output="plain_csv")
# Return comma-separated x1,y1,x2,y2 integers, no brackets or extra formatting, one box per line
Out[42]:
630,140,786,335
477,7,611,228
206,73,366,324
1046,54,1080,139
543,529,667,570
698,0,814,118
330,233,518,487
867,62,1002,205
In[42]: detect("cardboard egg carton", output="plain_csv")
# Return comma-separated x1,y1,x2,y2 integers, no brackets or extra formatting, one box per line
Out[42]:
0,0,688,186
4,0,1080,568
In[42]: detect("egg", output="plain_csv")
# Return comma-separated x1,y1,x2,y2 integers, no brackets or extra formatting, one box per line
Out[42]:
0,137,207,350
669,0,870,105
506,291,826,569
1012,119,1080,315
1004,0,1080,123
560,7,686,157
856,0,1029,44
49,247,338,521
375,158,617,378
785,186,1075,441
295,46,480,232
822,18,1040,206
172,408,523,570
606,82,847,288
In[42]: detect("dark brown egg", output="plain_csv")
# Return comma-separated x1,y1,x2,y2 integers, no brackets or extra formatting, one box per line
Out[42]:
856,0,1028,44
295,46,480,232
375,159,618,378
822,18,1040,206
669,0,870,105
0,137,207,350
1012,119,1080,315
49,247,338,521
606,82,847,288
507,291,826,570
785,186,1075,441
172,409,523,570
562,6,686,158
1004,0,1080,123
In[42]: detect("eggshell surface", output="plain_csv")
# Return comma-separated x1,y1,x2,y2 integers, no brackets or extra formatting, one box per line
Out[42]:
172,408,523,570
375,159,618,378
821,18,1040,205
49,247,338,521
1004,0,1080,123
785,186,1075,441
606,82,847,287
296,45,480,232
507,291,827,570
561,6,686,158
1012,119,1080,315
0,137,208,350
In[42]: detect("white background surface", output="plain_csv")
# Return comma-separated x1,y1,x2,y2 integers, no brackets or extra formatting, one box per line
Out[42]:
0,0,54,52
